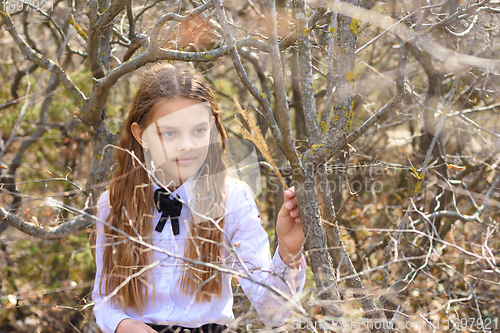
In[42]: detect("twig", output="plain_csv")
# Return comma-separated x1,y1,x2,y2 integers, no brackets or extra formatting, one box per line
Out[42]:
234,98,288,190
213,0,284,152
325,192,355,227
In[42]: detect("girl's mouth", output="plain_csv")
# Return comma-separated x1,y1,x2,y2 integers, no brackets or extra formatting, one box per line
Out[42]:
175,157,196,166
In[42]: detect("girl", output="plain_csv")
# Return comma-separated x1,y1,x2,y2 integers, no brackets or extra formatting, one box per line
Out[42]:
92,64,306,333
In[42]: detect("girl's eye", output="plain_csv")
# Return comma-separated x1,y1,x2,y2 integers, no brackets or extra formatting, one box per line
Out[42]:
194,128,207,135
162,131,176,137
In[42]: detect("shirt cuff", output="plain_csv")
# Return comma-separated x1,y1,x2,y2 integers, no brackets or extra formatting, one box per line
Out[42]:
271,246,306,283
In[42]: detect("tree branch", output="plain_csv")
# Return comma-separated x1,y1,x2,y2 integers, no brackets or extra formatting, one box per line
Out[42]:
347,42,410,144
265,0,295,160
293,0,323,145
279,6,328,51
214,0,284,152
0,2,87,106
0,207,94,239
322,3,340,126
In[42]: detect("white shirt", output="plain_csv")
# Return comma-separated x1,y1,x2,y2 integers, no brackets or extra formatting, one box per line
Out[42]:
92,178,306,333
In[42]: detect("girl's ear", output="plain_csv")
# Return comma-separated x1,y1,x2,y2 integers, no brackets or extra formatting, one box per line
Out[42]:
131,122,148,149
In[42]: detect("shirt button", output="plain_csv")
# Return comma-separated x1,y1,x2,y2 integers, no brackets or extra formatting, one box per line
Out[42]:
165,305,171,311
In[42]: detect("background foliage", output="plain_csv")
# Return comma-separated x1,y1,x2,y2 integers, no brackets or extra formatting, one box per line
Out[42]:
1,0,500,332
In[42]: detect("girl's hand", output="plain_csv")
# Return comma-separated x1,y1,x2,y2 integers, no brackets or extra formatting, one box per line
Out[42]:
116,319,158,333
276,186,305,268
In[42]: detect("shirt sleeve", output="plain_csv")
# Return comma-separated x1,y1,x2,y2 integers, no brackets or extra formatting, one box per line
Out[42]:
226,183,306,327
92,191,132,333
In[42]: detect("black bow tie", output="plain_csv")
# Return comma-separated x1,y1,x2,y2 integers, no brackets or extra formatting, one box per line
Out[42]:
154,188,183,235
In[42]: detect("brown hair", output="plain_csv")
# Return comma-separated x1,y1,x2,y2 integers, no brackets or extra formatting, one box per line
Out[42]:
100,63,228,312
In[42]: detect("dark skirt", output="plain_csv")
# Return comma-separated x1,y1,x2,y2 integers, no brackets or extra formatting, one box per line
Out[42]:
146,323,227,333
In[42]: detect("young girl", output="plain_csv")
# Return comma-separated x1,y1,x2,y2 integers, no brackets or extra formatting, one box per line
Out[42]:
92,64,306,333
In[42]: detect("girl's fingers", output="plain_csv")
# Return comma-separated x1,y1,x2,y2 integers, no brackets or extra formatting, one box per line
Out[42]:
285,186,296,198
285,197,298,210
280,186,300,220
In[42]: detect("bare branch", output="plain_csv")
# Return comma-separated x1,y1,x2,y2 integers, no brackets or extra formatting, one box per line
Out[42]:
214,0,284,152
264,0,295,159
322,3,339,126
0,207,94,239
348,42,410,144
279,6,329,51
293,0,322,144
0,2,87,106
336,2,500,72
426,0,492,31
95,0,128,31
150,0,214,42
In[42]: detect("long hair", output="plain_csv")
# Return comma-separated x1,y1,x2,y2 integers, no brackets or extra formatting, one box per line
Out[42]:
100,63,228,312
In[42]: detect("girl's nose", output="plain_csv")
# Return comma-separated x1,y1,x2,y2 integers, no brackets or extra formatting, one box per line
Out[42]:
177,134,195,152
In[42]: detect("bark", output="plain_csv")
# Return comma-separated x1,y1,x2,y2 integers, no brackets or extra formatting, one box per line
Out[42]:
293,0,321,144
331,1,359,134
293,162,343,317
290,50,307,141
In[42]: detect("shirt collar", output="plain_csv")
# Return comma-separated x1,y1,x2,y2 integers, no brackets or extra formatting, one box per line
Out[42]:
152,176,194,204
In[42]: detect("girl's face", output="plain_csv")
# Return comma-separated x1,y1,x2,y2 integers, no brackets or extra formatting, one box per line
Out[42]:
132,97,215,188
